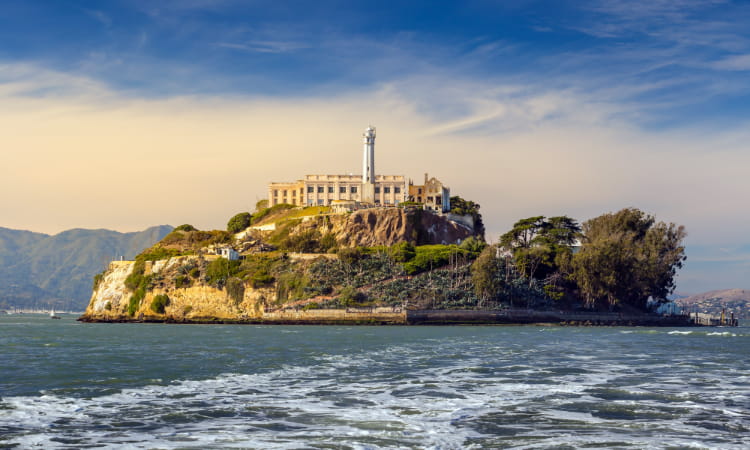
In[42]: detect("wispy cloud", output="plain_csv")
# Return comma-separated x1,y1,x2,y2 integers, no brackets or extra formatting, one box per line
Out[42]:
712,53,750,70
216,40,310,54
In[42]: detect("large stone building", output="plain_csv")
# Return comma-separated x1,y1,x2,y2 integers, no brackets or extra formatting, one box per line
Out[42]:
268,127,449,211
408,173,450,212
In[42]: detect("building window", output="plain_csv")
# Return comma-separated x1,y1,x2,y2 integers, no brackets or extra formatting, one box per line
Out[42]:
375,187,380,194
283,190,287,196
350,186,357,193
307,186,314,193
318,199,324,205
318,186,324,193
394,187,400,193
292,190,297,197
300,188,304,195
418,196,422,202
418,188,422,194
328,186,334,193
384,187,390,194
274,190,278,197
340,186,347,193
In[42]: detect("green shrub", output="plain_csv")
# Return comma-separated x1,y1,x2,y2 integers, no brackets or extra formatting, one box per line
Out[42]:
128,280,150,316
189,267,201,278
279,229,326,253
319,233,338,252
227,212,252,233
390,242,416,262
276,271,310,302
92,272,105,291
150,294,171,314
160,230,185,245
338,286,368,307
124,259,146,290
402,245,467,275
337,247,363,265
104,301,111,311
250,270,275,288
206,257,241,287
183,305,193,315
174,224,197,232
459,236,487,256
302,302,320,311
175,275,190,288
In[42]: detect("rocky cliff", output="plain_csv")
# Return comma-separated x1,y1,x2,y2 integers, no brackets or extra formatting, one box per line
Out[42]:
80,207,483,323
85,256,270,322
259,207,479,248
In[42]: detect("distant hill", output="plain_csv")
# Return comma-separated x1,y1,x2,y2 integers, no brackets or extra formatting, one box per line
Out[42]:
675,289,750,319
0,225,173,311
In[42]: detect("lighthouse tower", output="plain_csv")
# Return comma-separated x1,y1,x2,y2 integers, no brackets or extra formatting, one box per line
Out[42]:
362,126,376,183
361,126,376,203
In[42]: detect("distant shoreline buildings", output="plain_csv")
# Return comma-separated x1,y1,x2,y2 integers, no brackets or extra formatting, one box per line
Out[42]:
268,127,451,212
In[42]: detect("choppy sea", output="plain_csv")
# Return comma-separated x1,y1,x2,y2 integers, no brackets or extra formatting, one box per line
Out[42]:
1,314,748,449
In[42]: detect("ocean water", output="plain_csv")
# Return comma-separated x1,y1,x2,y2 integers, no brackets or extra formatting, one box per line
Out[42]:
1,315,748,449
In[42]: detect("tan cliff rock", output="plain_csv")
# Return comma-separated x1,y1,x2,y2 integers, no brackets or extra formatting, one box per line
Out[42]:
83,256,269,321
274,207,477,247
80,207,477,324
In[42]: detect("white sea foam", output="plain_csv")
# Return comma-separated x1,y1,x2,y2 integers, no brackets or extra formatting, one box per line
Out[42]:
2,332,749,449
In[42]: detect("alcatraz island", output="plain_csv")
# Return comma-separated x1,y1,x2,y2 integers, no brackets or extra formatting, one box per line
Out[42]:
80,127,734,326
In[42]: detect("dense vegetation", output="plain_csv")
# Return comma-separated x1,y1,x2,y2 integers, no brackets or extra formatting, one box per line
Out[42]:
117,206,685,316
569,208,686,310
475,208,687,312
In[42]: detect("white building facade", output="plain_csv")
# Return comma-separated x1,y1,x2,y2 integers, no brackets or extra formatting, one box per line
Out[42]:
268,127,408,207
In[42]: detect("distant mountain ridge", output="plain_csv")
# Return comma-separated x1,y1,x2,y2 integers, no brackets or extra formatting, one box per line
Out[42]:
676,289,750,319
0,225,173,311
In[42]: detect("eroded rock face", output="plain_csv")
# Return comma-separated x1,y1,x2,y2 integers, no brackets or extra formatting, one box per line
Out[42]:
331,208,477,247
86,261,134,316
280,208,477,248
81,256,268,321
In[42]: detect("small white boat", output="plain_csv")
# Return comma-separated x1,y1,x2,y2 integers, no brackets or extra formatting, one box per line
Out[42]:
50,309,61,319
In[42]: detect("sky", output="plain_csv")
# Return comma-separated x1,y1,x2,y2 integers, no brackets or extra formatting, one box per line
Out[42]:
1,0,749,293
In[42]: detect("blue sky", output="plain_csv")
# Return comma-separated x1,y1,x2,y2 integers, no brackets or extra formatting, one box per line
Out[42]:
4,0,749,115
1,0,749,293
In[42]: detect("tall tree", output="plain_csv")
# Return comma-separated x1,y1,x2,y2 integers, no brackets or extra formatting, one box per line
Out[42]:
471,245,506,305
499,216,581,283
570,208,686,310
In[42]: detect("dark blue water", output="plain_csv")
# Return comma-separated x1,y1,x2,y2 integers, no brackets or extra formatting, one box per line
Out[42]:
1,314,748,448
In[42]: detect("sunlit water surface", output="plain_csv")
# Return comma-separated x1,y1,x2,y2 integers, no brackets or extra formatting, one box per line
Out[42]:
1,315,748,448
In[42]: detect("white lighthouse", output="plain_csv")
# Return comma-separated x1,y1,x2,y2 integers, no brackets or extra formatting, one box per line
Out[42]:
361,126,376,203
362,126,376,184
